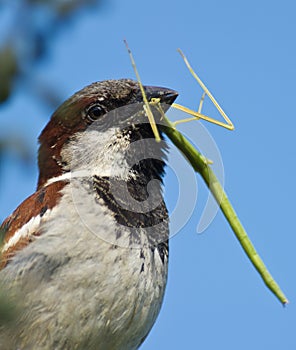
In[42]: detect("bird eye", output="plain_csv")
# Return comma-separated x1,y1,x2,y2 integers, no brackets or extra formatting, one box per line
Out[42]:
86,104,105,122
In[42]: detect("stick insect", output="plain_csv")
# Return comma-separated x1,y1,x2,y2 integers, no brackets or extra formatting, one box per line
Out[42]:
124,40,288,305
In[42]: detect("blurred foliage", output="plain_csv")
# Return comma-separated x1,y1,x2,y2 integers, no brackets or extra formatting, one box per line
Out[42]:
0,135,33,184
0,135,32,162
0,0,105,184
0,0,104,104
0,45,19,102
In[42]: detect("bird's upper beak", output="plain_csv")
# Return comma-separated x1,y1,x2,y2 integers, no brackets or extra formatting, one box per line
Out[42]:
140,86,178,106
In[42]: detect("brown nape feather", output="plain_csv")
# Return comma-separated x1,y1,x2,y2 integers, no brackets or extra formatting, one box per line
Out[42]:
0,181,67,269
37,117,87,189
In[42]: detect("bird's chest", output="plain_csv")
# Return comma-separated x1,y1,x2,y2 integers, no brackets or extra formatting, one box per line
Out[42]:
40,225,168,350
9,179,169,349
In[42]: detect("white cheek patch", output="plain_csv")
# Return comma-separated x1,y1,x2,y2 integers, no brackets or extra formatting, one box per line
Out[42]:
1,209,51,254
57,128,132,181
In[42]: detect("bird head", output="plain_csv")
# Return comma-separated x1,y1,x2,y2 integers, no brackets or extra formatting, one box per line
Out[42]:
37,79,178,189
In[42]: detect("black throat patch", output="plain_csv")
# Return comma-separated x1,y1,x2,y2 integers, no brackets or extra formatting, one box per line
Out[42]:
92,175,169,262
92,175,168,229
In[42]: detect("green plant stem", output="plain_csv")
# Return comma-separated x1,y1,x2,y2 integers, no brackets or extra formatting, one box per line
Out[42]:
162,116,288,305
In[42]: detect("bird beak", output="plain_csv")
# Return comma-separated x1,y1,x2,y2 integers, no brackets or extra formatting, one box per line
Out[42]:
141,86,179,106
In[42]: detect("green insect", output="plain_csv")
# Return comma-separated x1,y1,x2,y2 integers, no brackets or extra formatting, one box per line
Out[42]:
124,40,288,306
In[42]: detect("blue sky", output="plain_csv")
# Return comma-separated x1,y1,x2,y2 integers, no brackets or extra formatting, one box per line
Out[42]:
1,0,296,349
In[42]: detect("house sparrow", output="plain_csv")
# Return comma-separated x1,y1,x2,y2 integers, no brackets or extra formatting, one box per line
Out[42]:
0,79,178,349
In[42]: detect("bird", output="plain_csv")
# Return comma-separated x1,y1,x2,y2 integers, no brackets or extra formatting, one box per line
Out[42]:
0,79,178,350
